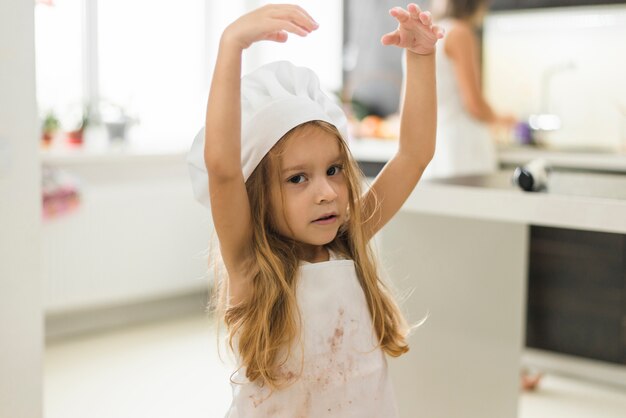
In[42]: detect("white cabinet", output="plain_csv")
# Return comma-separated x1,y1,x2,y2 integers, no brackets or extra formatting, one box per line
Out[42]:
41,150,212,314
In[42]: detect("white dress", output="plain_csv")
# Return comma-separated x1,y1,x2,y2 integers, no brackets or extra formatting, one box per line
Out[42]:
422,19,497,179
225,251,398,417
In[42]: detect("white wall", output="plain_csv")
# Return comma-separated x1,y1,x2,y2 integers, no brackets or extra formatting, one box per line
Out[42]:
0,0,43,417
484,5,626,151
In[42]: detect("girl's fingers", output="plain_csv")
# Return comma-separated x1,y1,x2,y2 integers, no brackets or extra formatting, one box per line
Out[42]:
292,4,318,27
266,30,288,43
293,8,319,31
392,5,433,29
278,20,311,37
419,11,432,27
381,5,442,51
407,3,422,20
381,31,400,46
274,6,318,32
389,7,410,23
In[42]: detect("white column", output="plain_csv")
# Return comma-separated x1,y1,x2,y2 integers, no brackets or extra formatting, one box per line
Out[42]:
0,0,43,416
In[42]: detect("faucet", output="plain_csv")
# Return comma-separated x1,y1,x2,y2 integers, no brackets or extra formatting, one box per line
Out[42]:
540,60,577,115
526,61,577,142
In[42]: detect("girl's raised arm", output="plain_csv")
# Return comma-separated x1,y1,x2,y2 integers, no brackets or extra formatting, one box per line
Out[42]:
203,5,318,299
361,4,443,240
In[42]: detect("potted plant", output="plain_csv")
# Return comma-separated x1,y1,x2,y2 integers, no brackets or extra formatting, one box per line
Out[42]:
66,107,90,145
41,111,60,146
101,101,137,143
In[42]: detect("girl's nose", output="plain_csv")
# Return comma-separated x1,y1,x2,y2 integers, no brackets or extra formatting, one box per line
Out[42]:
316,178,338,203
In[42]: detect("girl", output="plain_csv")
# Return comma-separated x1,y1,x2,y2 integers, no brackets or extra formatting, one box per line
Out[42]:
419,0,516,179
188,3,443,416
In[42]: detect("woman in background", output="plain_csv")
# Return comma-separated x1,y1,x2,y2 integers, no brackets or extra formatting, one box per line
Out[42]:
421,0,515,179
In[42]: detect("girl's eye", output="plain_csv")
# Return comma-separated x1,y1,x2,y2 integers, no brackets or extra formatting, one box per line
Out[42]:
288,174,305,184
327,165,342,176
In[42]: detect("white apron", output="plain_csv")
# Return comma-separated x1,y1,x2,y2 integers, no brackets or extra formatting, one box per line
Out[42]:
225,252,398,417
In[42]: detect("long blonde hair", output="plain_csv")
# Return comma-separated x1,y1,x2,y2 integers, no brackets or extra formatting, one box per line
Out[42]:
212,120,409,389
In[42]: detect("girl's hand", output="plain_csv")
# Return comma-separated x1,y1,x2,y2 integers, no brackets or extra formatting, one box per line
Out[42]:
222,4,319,50
381,3,444,55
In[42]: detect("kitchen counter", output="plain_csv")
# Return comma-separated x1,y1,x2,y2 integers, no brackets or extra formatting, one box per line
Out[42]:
350,137,626,233
378,165,626,417
383,183,528,418
409,170,626,234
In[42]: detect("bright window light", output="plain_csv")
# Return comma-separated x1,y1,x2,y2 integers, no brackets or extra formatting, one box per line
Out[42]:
35,0,84,130
34,0,343,150
98,0,206,149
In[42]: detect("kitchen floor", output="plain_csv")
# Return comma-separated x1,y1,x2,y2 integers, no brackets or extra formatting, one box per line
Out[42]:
44,313,626,418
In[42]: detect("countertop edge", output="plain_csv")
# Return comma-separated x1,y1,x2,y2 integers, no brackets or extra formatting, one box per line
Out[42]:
40,148,187,165
402,181,626,234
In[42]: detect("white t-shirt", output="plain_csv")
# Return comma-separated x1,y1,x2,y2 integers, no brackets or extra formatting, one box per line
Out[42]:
422,19,497,179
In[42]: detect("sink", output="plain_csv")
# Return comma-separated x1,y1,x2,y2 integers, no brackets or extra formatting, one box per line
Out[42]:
547,171,626,200
428,170,626,201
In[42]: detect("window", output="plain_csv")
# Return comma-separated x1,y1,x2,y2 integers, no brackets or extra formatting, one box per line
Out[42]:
36,0,207,150
35,0,343,150
35,0,84,131
97,0,206,148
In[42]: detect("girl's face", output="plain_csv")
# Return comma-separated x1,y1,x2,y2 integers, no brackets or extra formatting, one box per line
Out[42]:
270,125,349,251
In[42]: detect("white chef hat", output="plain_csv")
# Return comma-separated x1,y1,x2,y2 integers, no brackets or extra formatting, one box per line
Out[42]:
187,60,348,208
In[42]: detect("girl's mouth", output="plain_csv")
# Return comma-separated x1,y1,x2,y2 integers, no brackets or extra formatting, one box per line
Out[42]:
312,214,338,225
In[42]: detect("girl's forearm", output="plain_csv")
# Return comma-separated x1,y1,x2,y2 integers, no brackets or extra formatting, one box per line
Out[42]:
204,36,244,179
399,50,437,167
